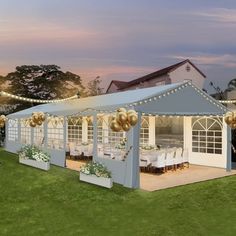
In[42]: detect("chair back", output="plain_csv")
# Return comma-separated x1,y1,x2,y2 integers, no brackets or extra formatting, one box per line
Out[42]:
165,150,175,165
183,149,188,162
175,148,183,158
158,152,166,165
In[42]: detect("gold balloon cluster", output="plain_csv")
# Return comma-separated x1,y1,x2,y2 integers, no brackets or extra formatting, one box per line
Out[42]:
0,115,7,128
224,112,236,129
110,108,138,132
29,112,46,128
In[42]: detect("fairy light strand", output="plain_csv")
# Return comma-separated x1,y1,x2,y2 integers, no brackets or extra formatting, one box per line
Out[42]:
0,91,78,104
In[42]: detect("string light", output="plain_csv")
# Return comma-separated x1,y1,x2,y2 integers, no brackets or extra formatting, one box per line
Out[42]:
8,81,227,119
219,100,236,104
0,91,78,104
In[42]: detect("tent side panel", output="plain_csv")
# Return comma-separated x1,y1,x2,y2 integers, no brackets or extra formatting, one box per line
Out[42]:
47,149,66,167
184,117,227,169
5,141,22,154
96,158,126,185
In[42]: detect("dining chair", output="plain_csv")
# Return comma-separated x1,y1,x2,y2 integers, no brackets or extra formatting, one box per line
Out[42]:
152,151,166,172
174,147,183,170
165,149,175,171
69,143,80,160
182,149,189,167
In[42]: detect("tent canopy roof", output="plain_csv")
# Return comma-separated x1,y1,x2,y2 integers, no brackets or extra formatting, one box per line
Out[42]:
8,81,227,119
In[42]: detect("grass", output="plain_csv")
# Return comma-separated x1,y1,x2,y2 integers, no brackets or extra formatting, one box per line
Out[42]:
0,149,236,236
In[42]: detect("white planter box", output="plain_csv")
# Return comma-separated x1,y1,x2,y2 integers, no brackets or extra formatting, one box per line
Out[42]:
19,157,50,171
80,172,113,188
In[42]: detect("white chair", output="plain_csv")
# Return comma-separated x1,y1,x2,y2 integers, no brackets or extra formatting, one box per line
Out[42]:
182,149,189,167
174,148,183,170
69,143,81,159
165,149,175,171
152,152,166,172
140,154,148,166
142,150,157,165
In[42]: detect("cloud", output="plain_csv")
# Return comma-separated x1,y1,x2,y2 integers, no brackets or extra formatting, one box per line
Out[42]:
0,19,100,46
193,8,236,23
169,54,236,68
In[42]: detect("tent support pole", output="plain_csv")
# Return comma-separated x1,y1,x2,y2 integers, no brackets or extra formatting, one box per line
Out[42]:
93,113,98,161
226,125,232,172
18,118,21,144
44,115,48,149
124,111,141,189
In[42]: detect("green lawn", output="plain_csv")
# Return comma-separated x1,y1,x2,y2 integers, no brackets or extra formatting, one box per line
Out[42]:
1,150,236,236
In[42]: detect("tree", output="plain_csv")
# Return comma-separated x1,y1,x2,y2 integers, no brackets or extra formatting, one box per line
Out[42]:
0,75,15,114
1,65,86,113
86,76,103,96
227,78,236,91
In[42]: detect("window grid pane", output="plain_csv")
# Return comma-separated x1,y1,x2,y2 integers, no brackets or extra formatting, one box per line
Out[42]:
192,118,222,154
21,119,31,145
68,117,82,144
33,125,44,146
47,117,64,150
140,116,149,146
8,119,18,141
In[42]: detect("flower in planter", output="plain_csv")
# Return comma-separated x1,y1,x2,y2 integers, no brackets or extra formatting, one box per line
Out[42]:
80,161,111,178
18,145,50,162
115,137,127,150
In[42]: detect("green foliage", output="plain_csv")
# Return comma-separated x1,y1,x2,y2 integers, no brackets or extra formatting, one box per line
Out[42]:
1,149,236,235
227,78,236,91
18,145,50,162
86,76,103,96
1,65,86,113
7,64,85,99
80,161,111,178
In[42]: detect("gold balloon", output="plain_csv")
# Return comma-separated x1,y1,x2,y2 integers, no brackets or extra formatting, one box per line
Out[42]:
229,115,234,123
127,109,136,115
0,115,6,121
224,116,232,125
41,114,46,122
117,111,128,124
0,114,7,128
33,117,40,124
109,115,116,124
117,108,126,113
110,120,122,132
128,113,138,126
122,122,131,132
231,123,236,129
37,120,43,126
30,121,36,128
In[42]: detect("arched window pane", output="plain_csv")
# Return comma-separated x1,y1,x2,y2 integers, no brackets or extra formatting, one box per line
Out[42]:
140,116,149,146
192,117,222,154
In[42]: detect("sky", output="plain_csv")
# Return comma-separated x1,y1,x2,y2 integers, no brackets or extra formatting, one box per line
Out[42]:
0,0,236,93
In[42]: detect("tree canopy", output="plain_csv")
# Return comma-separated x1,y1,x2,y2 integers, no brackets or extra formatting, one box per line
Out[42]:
86,76,103,96
227,78,236,91
0,65,105,114
0,65,87,113
6,65,86,99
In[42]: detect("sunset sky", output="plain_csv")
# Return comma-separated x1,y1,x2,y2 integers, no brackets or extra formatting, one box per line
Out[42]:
0,0,236,93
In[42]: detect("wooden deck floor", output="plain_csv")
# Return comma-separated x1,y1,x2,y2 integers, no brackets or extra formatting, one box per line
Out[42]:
140,165,236,191
66,160,236,192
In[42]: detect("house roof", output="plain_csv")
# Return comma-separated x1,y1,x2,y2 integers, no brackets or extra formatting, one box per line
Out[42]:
106,80,128,93
8,81,227,119
106,59,206,92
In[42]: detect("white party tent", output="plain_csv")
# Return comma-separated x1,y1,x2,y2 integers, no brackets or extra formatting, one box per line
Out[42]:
5,81,231,188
